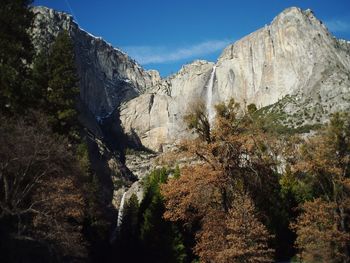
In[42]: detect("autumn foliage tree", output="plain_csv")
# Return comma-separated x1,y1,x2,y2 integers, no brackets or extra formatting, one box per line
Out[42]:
162,99,277,262
0,114,87,262
292,199,350,263
184,100,211,143
291,112,350,262
191,193,274,263
216,193,274,263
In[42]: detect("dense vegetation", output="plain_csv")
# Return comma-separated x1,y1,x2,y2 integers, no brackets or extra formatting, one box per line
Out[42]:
159,100,350,262
114,168,188,263
0,1,110,262
114,99,350,263
1,1,349,263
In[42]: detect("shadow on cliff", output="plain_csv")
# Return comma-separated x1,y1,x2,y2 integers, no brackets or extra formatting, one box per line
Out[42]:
77,98,157,262
77,100,140,262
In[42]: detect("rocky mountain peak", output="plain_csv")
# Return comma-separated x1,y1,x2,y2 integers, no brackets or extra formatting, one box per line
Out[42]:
273,6,310,21
271,6,329,37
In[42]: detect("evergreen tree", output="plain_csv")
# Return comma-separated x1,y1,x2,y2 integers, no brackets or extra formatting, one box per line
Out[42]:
47,30,79,137
118,193,140,261
138,168,187,263
30,50,50,109
0,0,34,114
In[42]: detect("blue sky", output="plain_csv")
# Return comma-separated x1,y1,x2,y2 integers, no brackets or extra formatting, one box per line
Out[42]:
34,0,350,76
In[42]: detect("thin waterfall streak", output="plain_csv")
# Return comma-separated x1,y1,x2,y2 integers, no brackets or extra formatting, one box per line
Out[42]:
110,191,127,243
117,192,127,228
206,65,216,125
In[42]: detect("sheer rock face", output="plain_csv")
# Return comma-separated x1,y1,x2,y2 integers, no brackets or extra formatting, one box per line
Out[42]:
119,60,214,151
121,7,350,151
32,6,162,117
216,7,350,109
32,6,350,152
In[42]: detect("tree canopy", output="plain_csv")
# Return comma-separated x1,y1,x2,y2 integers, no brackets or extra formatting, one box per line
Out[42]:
0,0,34,114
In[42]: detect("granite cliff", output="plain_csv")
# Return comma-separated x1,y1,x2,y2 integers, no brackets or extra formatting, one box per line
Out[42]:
32,6,162,117
120,7,350,151
31,5,350,158
30,5,350,220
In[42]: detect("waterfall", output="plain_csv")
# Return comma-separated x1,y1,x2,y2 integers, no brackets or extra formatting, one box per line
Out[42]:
110,191,127,243
117,192,127,228
206,65,216,125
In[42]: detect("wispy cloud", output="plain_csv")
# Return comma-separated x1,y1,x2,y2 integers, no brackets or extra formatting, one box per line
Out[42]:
122,39,233,65
324,18,350,33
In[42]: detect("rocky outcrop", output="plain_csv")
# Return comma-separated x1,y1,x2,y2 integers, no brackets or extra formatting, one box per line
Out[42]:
120,60,214,150
32,6,162,117
112,150,158,211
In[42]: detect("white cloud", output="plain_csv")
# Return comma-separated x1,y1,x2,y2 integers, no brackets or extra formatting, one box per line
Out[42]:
325,18,350,33
122,39,233,65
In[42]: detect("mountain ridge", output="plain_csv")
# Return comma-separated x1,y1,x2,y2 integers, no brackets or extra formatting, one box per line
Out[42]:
31,6,350,152
32,6,163,117
119,6,350,150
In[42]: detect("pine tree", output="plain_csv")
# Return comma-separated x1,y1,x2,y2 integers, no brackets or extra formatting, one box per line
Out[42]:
30,50,50,109
47,30,79,137
120,194,139,245
0,0,34,114
138,168,187,263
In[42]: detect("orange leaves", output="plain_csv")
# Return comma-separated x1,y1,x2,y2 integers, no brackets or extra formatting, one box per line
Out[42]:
160,129,276,261
194,210,227,262
292,198,350,262
291,115,350,203
289,113,350,262
161,164,224,223
219,194,274,263
161,99,285,261
194,194,274,263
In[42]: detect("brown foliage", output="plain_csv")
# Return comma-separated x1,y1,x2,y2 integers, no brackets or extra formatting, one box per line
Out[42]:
176,100,281,216
195,193,274,263
194,210,227,262
0,113,87,259
290,113,350,262
161,100,277,261
162,164,225,224
292,198,350,263
292,112,350,202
